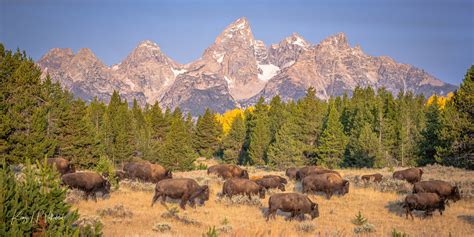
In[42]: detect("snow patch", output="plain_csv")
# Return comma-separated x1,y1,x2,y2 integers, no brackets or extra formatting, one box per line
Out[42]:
258,64,280,81
171,68,187,77
111,64,120,71
293,37,307,48
213,51,225,63
282,60,295,69
224,76,233,87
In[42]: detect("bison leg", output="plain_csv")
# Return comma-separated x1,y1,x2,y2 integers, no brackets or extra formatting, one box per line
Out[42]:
91,192,97,202
151,192,160,207
325,190,332,200
180,194,191,210
406,207,414,220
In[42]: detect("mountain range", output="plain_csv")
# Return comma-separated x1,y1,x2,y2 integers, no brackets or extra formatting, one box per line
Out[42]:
37,17,457,115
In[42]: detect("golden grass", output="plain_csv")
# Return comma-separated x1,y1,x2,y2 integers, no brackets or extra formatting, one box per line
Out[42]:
73,168,474,237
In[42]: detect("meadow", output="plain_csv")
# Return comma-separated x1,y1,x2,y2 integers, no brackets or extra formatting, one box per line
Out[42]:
69,164,474,237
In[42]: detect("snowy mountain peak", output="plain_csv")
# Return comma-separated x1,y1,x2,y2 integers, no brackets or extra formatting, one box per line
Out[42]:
137,40,160,50
285,33,310,48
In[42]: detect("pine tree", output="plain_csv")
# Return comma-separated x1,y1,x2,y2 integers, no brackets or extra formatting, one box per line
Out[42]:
131,99,150,159
315,102,348,168
158,114,196,170
247,98,271,165
267,119,304,168
222,115,246,164
345,122,380,167
194,108,222,158
418,102,444,165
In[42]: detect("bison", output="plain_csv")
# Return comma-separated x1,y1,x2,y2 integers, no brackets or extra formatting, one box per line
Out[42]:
61,172,111,201
404,193,446,220
285,167,299,180
361,173,383,183
47,157,75,176
262,175,287,184
413,180,461,203
296,166,341,181
302,173,349,199
123,161,172,183
393,168,423,184
207,164,249,179
255,177,286,191
266,193,319,221
151,178,209,210
222,178,265,199
115,170,127,181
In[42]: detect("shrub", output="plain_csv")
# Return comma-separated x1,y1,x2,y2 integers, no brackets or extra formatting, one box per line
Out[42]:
0,158,101,235
392,228,410,237
202,226,219,237
296,222,316,233
352,211,375,234
152,223,172,233
96,204,133,218
95,156,119,190
194,163,208,170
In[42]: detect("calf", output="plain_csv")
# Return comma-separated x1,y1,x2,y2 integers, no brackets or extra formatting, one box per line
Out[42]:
361,173,383,183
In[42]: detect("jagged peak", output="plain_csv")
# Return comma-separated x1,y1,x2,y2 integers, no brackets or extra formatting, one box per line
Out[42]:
45,48,74,56
227,17,250,31
284,33,310,48
319,32,349,49
137,40,160,50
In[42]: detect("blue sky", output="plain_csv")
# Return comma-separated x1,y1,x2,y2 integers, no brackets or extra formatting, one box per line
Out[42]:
1,0,472,85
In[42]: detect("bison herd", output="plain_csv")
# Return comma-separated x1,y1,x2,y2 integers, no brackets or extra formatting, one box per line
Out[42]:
46,158,462,222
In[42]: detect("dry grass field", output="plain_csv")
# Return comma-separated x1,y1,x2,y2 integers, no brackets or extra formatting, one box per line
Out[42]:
71,165,474,237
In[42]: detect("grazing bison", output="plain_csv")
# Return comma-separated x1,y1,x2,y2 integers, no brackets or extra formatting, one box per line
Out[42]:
123,161,172,183
207,164,249,179
47,158,75,175
393,168,423,184
296,166,341,181
262,175,287,184
255,177,286,191
151,178,209,210
285,167,299,180
61,172,111,201
266,193,319,221
115,170,127,181
404,193,445,220
361,173,383,183
413,180,461,203
222,178,265,199
302,173,350,199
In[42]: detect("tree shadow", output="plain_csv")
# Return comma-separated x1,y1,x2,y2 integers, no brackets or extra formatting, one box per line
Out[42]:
457,215,474,225
385,200,405,216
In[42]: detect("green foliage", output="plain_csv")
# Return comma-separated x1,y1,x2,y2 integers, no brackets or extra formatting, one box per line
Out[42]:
246,97,271,165
315,103,348,168
267,119,304,168
202,226,219,237
0,158,85,236
157,111,196,171
94,156,118,190
391,228,410,237
222,115,246,164
194,108,222,158
352,211,375,234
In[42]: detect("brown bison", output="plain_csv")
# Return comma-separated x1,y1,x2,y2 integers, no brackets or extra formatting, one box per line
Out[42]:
361,173,383,183
61,172,111,201
207,164,249,179
262,175,287,184
123,161,172,183
115,170,127,181
285,167,299,180
296,166,341,181
393,168,423,184
222,178,265,199
151,178,209,210
255,177,286,191
302,173,350,199
413,180,461,203
47,157,75,175
266,193,319,221
404,193,446,219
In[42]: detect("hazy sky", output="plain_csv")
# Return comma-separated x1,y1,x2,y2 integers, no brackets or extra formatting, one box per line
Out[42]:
1,0,473,85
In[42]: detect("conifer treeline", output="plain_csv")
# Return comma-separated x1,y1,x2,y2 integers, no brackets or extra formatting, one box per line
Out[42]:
1,45,472,170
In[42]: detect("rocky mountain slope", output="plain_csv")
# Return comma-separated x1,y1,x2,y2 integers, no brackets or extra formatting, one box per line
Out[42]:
37,17,457,114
